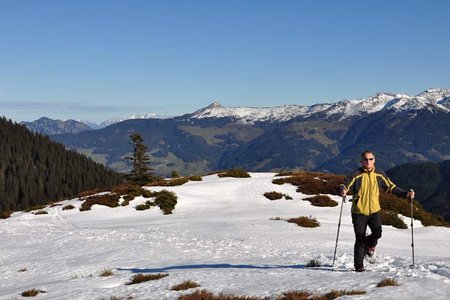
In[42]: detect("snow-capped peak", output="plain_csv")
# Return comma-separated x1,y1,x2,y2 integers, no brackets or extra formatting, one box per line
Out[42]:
189,89,450,123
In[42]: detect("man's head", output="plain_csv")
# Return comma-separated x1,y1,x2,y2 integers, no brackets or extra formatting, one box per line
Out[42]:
360,150,375,170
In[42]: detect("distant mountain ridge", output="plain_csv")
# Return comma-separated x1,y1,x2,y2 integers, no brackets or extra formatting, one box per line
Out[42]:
22,117,93,135
187,88,450,123
49,88,450,180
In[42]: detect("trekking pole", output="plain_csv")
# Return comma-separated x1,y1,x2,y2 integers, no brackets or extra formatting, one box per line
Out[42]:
410,189,415,267
332,195,346,270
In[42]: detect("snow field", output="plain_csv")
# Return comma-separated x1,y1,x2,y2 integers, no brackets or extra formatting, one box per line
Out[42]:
1,173,449,299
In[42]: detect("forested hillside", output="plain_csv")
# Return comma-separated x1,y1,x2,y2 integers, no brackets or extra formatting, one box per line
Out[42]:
387,160,450,222
0,117,124,215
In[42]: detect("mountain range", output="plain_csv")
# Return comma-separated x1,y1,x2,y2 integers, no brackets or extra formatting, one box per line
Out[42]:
46,88,450,176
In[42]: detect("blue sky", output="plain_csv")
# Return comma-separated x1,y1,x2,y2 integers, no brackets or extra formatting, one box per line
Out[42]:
1,0,449,123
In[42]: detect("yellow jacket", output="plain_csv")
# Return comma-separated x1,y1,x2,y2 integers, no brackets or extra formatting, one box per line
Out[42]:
339,167,407,215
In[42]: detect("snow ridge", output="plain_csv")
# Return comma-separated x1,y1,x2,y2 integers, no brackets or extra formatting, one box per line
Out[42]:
190,89,450,123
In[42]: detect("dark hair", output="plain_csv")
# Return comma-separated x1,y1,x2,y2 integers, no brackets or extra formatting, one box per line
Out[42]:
360,150,375,159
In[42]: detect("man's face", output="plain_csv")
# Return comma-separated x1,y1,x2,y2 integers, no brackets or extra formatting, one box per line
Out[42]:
361,154,375,170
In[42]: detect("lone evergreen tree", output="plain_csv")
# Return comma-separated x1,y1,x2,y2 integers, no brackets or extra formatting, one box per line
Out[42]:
126,133,154,185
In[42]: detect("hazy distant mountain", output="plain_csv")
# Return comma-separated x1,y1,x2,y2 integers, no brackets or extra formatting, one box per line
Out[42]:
50,88,450,177
22,117,93,135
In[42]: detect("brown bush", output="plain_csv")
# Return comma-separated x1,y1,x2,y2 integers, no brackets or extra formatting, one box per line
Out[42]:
376,278,399,287
62,204,75,210
218,169,251,178
276,289,366,300
100,269,114,277
276,290,311,300
379,210,407,229
111,183,141,195
34,210,48,215
287,216,320,228
77,188,106,198
49,203,62,207
380,192,448,227
80,193,121,211
188,175,203,181
264,192,283,200
0,210,13,219
177,289,263,300
21,289,46,297
272,172,345,196
303,195,338,207
126,273,168,285
171,280,201,291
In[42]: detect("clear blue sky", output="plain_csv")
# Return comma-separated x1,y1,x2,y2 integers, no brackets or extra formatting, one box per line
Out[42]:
1,0,449,123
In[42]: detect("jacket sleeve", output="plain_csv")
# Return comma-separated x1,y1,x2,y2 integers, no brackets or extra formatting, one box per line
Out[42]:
339,170,358,194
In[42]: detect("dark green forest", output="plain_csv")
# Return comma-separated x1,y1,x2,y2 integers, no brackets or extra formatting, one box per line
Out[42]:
0,117,124,214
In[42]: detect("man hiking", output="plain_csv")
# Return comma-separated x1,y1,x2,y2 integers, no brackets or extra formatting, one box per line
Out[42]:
339,150,414,272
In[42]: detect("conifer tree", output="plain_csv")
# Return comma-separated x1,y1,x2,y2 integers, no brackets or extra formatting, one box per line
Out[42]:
126,133,154,185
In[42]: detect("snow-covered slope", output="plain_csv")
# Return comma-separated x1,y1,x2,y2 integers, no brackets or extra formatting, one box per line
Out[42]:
1,173,449,299
190,89,450,123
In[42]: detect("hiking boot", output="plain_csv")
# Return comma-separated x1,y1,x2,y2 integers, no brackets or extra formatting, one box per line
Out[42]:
366,246,376,257
355,267,366,272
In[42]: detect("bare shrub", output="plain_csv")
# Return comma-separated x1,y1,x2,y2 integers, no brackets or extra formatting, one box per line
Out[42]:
126,273,168,285
135,202,151,211
21,289,46,297
287,216,320,228
171,280,201,291
0,210,13,219
49,203,62,207
18,268,27,272
303,195,338,207
264,192,283,200
379,210,407,229
34,210,48,215
80,193,121,211
154,190,178,214
99,296,134,300
177,289,263,300
188,175,203,181
272,172,345,195
100,268,114,277
62,204,75,210
111,183,141,195
270,217,284,221
276,290,312,300
376,278,399,287
218,169,251,178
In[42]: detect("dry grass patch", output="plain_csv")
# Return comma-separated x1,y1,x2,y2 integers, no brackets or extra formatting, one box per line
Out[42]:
62,204,75,210
379,210,407,229
126,273,168,285
21,289,46,297
171,280,201,291
376,278,399,287
272,172,345,195
177,289,263,300
100,268,114,277
218,169,251,178
303,195,338,207
287,216,320,228
80,193,121,211
277,289,366,300
264,192,292,200
0,210,13,219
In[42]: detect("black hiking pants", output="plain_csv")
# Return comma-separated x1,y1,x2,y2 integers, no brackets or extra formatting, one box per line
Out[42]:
352,212,382,269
